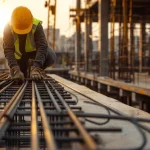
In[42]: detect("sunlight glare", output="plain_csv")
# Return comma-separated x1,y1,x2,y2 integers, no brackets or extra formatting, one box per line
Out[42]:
0,4,11,35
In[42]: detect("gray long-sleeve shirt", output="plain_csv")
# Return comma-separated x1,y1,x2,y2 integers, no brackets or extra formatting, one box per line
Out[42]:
3,23,48,68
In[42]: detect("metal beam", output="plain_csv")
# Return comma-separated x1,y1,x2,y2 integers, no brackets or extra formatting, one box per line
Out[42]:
98,0,109,76
139,22,145,72
31,81,39,150
52,0,57,50
34,82,57,150
47,0,51,42
48,81,97,150
75,0,81,71
84,0,93,73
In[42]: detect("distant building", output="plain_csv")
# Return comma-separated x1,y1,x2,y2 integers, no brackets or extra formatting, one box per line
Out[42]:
57,35,68,52
92,40,98,52
63,32,85,53
44,27,60,51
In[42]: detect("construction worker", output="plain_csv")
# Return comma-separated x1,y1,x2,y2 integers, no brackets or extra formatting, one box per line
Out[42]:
3,6,56,81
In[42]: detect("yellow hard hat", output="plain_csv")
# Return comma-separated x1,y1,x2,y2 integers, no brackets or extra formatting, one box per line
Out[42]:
11,6,33,34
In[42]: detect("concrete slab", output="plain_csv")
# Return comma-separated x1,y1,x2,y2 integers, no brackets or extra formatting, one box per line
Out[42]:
50,74,150,118
49,74,150,149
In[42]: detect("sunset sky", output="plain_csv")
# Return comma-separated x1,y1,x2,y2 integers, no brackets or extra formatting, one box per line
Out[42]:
0,0,79,36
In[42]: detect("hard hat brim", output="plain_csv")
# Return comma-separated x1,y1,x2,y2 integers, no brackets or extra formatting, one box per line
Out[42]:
12,23,32,34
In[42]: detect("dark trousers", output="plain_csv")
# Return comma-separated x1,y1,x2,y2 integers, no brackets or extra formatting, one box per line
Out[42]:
17,46,57,77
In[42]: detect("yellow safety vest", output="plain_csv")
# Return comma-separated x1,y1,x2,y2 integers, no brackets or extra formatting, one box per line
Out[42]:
11,18,42,60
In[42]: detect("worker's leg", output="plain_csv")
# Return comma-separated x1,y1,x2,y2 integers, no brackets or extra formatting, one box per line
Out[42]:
43,46,57,69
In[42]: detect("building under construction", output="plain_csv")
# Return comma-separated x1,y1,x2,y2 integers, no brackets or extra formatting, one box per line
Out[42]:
69,0,150,113
0,0,150,149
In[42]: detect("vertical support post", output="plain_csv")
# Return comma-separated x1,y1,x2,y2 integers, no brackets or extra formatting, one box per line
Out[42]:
129,0,134,81
123,0,128,79
88,10,92,73
129,0,132,69
47,0,51,42
110,0,116,79
139,22,145,72
84,8,88,72
52,0,57,51
118,22,122,79
130,24,134,80
75,0,81,72
118,0,122,79
98,0,109,76
84,0,92,73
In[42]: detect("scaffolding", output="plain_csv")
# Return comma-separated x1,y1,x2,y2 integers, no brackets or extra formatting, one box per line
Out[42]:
109,0,150,82
70,0,150,86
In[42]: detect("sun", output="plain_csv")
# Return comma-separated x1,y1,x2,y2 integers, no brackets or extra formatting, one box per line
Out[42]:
0,5,10,35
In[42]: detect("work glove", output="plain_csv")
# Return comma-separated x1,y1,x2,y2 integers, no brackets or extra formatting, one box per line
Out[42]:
11,66,24,81
30,66,43,80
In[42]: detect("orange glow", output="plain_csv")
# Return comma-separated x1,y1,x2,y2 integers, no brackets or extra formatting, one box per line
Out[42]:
0,4,11,35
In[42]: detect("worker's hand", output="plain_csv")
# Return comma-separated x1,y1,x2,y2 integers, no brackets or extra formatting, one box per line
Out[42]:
11,66,24,81
30,66,43,80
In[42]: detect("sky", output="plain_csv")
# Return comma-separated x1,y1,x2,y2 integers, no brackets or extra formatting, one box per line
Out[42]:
0,0,77,37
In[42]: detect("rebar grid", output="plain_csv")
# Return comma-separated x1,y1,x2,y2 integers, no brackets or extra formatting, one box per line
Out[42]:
0,76,149,150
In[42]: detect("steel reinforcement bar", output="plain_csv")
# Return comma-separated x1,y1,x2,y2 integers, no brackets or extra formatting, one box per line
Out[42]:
0,76,149,149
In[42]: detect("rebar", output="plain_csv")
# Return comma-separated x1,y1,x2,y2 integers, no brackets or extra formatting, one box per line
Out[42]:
0,76,149,149
31,81,39,150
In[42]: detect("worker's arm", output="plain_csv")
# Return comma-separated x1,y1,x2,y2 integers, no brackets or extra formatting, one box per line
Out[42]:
3,24,18,68
33,24,48,68
3,24,24,81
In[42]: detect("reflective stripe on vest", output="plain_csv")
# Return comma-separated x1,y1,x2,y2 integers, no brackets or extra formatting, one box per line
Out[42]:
12,18,42,59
